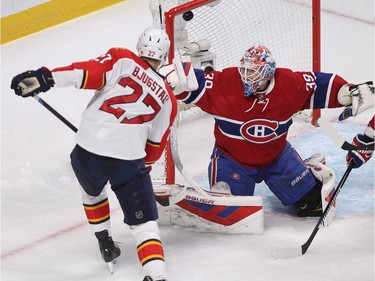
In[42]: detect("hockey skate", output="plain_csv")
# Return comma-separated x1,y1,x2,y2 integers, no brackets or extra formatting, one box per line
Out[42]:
294,185,323,217
295,153,327,217
95,230,121,274
143,276,166,281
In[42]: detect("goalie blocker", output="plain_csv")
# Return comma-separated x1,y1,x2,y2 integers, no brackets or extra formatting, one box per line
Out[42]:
153,154,336,234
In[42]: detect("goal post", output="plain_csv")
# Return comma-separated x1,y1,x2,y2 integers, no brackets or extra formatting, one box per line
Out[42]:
312,0,322,125
164,0,219,63
149,0,321,185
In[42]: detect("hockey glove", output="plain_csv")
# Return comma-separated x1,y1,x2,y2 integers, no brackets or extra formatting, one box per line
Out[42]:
159,63,182,89
346,134,374,168
338,81,374,121
159,56,198,95
11,67,54,97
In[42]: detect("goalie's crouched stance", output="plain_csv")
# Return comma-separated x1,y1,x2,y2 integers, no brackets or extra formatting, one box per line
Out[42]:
208,146,336,226
153,152,335,234
154,152,336,234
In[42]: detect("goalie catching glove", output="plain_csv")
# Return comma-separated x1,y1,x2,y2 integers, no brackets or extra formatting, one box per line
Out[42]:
11,67,55,97
337,81,374,120
159,56,198,95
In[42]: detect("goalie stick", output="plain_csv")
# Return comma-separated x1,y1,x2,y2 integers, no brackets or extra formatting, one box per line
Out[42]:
167,122,211,205
318,117,374,151
271,161,354,259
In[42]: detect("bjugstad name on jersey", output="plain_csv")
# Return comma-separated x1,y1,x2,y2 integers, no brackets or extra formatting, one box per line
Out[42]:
132,66,169,103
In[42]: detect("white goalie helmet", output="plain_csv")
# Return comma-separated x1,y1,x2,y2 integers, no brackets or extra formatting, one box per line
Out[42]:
137,27,170,66
238,45,276,97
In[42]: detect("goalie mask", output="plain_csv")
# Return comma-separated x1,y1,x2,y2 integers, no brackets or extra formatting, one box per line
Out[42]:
238,45,276,97
137,27,170,68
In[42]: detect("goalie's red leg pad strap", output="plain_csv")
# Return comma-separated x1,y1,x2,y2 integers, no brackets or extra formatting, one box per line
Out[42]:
324,186,336,208
137,239,165,266
177,200,262,226
83,198,110,224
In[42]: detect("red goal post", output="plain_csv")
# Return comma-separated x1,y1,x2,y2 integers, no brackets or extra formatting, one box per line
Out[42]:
149,0,321,185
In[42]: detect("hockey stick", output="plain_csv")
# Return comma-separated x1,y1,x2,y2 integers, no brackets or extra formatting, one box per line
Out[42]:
33,95,78,133
317,117,374,151
168,122,210,205
271,161,354,259
157,0,165,29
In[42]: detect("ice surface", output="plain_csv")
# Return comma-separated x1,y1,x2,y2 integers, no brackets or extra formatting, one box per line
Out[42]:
1,0,374,280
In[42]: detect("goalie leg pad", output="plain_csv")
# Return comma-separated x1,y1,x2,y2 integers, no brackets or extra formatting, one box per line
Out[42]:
154,184,264,234
304,154,336,226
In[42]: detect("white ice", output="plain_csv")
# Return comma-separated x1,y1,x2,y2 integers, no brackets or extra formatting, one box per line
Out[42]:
1,0,374,280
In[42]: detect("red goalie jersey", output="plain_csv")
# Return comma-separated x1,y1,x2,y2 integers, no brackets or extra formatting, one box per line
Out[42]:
177,67,347,168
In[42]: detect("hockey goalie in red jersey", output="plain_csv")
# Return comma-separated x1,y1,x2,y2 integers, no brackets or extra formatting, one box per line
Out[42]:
11,27,175,281
162,44,374,220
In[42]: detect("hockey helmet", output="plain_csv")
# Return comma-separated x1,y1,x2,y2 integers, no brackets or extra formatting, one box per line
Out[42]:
137,27,170,66
238,45,276,97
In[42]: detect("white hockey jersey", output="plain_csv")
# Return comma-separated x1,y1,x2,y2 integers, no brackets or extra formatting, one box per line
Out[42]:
51,48,177,163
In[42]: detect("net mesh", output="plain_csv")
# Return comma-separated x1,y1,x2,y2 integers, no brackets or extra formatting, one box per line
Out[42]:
150,0,313,70
149,0,316,184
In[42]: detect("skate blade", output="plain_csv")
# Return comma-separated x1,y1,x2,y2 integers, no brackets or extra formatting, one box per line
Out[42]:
107,259,117,274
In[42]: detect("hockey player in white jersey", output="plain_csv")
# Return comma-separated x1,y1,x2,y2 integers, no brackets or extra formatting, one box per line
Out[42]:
11,27,176,281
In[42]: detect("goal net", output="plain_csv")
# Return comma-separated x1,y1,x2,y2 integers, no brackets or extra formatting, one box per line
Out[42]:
149,0,321,186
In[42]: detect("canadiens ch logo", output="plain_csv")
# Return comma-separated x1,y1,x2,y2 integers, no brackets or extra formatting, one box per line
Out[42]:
231,172,240,180
240,119,279,144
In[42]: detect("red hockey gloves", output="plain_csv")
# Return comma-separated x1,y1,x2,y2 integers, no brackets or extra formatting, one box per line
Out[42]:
347,134,374,168
11,67,54,97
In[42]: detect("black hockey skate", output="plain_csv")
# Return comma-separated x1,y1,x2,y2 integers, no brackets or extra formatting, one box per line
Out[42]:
95,230,121,273
143,276,166,281
294,182,323,218
296,204,323,217
295,189,323,217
